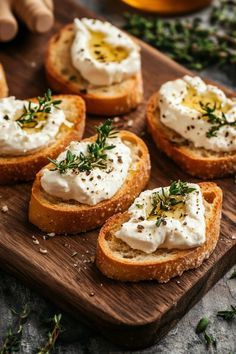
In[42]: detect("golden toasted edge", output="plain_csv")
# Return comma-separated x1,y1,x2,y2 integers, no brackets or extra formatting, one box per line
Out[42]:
0,95,86,184
96,182,223,283
29,130,151,234
0,63,9,98
146,92,236,179
45,24,143,116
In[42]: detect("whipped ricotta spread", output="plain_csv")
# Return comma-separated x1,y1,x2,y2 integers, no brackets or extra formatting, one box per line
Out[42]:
71,18,141,86
115,183,205,253
41,136,132,205
159,75,236,152
0,96,69,156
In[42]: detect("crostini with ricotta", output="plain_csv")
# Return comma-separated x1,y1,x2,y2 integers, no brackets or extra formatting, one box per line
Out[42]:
45,18,143,116
147,75,236,179
96,181,222,282
29,119,151,234
0,90,85,184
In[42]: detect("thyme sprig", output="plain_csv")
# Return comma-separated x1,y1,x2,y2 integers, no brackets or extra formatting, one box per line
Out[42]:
124,0,236,71
16,89,62,128
0,304,30,354
195,317,217,349
37,314,62,354
217,305,236,321
149,180,196,227
49,119,118,174
200,101,236,138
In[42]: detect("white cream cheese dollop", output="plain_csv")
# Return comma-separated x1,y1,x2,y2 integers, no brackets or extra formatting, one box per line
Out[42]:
41,137,132,205
71,18,141,86
159,75,236,152
0,96,69,156
115,183,205,253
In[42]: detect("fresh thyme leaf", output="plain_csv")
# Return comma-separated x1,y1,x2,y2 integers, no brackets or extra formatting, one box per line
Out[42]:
16,89,62,128
195,317,216,348
136,203,143,209
200,101,236,138
196,317,209,334
37,314,62,354
204,331,217,348
217,305,236,321
149,180,196,227
49,119,118,174
229,269,236,279
0,304,30,354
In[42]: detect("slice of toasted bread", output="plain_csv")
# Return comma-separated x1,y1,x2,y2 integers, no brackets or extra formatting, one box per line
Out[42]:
45,24,143,116
0,63,8,98
146,92,236,179
29,130,151,234
96,182,222,283
0,95,85,184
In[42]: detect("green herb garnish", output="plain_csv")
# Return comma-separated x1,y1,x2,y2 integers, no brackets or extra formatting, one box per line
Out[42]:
200,101,236,138
217,305,236,321
124,0,236,71
149,180,196,227
16,89,62,128
37,314,62,354
229,269,236,279
49,119,118,174
195,317,217,349
0,305,30,354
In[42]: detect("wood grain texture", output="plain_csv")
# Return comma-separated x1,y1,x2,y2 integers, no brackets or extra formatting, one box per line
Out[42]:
0,0,235,349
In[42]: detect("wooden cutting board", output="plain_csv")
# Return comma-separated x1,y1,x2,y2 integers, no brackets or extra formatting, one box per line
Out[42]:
0,0,235,349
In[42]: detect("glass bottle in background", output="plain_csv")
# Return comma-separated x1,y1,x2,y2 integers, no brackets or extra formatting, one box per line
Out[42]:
121,0,212,14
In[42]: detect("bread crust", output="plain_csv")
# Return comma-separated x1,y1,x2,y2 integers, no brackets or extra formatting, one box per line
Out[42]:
45,24,143,116
96,182,222,283
29,130,151,234
146,92,236,179
0,95,85,184
0,63,8,98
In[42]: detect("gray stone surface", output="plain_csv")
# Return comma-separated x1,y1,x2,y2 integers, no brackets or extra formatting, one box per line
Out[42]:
0,0,236,353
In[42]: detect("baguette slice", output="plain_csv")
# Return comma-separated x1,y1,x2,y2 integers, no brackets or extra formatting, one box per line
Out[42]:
146,92,236,179
45,24,143,116
0,63,8,98
96,182,222,283
0,95,85,184
29,130,151,234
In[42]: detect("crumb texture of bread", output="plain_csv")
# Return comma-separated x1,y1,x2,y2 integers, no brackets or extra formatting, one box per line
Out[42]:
45,24,143,116
96,182,223,283
0,63,9,98
29,130,151,234
146,92,236,179
0,95,86,184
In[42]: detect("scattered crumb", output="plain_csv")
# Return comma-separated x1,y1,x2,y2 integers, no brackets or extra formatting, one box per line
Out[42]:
176,280,181,284
89,292,95,297
47,232,55,237
30,61,36,68
39,248,48,255
32,238,39,245
85,250,89,254
127,119,133,127
72,251,78,257
100,283,103,287
1,205,8,213
43,235,48,240
113,117,120,123
232,235,236,240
